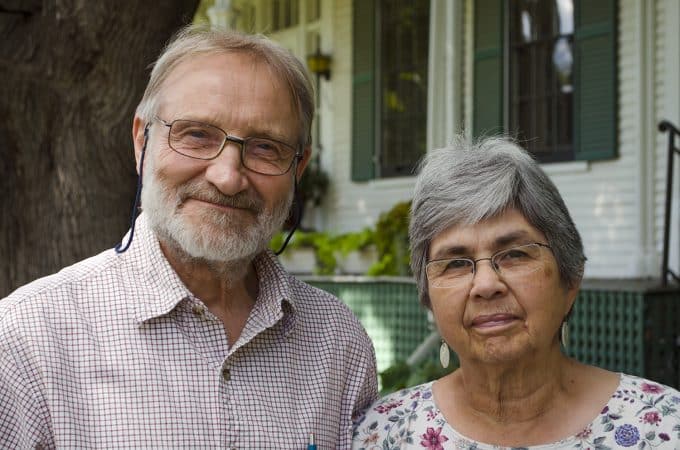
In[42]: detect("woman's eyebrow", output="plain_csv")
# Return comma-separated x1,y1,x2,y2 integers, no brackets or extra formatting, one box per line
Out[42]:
430,245,469,260
494,230,532,248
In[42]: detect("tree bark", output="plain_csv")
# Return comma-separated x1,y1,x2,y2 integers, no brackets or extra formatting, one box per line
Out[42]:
0,0,200,296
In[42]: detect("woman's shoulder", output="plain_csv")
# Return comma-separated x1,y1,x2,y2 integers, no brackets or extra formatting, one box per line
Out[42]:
352,381,442,448
617,373,679,393
593,373,680,447
356,381,436,422
612,373,680,408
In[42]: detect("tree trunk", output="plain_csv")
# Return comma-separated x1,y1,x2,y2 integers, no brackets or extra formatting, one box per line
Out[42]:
0,0,200,296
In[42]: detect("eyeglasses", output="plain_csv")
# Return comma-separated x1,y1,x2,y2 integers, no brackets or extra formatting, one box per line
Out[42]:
425,243,552,288
155,118,302,176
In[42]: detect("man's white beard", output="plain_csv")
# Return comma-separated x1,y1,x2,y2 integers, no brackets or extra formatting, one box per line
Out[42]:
140,152,293,264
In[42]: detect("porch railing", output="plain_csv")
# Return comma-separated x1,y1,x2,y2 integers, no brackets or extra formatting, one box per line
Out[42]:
658,120,680,286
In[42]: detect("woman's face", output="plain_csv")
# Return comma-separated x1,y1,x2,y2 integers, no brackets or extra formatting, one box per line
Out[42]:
427,208,579,366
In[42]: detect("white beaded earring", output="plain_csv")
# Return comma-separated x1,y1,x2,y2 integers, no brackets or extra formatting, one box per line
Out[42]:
439,340,450,368
560,321,570,349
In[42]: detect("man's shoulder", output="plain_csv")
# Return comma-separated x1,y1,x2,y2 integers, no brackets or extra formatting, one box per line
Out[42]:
288,276,355,315
0,247,119,321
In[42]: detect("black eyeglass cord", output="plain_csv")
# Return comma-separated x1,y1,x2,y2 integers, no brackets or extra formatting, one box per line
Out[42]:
275,177,301,255
115,124,149,254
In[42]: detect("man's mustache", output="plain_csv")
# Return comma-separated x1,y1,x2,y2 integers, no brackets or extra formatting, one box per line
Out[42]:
176,182,264,213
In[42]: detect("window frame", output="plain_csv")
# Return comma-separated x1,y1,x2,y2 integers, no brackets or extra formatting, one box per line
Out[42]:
472,0,618,163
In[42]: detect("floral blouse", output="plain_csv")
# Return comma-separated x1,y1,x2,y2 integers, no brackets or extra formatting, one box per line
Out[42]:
352,374,680,449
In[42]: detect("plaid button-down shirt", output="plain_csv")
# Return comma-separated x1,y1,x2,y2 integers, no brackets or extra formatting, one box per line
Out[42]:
0,214,378,449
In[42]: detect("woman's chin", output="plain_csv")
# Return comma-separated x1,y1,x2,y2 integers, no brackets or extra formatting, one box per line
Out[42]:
465,335,536,366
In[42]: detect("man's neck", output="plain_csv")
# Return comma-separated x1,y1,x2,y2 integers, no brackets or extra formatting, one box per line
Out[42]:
159,239,260,346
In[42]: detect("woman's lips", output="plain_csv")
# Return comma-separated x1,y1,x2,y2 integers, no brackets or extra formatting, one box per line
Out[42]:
470,313,519,328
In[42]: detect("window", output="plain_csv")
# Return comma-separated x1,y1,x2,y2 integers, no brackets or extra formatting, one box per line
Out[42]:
352,0,430,180
473,0,617,162
509,0,574,162
271,0,299,31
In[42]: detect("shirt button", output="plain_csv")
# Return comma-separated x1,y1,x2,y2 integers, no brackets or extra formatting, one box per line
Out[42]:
192,304,205,317
222,367,231,381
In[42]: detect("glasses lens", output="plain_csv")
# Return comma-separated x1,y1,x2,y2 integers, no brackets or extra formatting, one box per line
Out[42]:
427,258,474,288
243,138,296,175
168,120,225,159
492,244,543,277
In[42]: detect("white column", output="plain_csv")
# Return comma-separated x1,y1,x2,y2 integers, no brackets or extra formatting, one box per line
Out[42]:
208,0,232,29
426,0,464,153
662,0,680,277
631,0,660,277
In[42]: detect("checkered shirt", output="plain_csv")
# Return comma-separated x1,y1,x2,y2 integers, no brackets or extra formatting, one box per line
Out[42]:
0,213,378,449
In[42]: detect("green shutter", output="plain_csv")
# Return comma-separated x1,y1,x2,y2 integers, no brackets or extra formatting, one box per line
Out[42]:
574,0,617,160
473,0,504,138
352,0,375,181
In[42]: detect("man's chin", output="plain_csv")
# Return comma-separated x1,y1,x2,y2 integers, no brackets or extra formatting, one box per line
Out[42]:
163,217,267,261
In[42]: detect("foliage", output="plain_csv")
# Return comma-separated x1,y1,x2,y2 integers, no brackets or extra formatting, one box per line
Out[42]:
270,228,374,275
298,161,330,207
379,358,455,396
271,200,411,276
367,201,412,276
193,0,215,24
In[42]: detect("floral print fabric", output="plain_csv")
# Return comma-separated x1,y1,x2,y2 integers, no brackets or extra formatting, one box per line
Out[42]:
352,374,680,449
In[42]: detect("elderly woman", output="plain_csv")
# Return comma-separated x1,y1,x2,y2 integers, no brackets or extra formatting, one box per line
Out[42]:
352,137,680,449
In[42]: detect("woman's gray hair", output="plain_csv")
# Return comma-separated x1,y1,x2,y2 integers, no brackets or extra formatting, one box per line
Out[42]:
409,135,586,307
136,24,315,147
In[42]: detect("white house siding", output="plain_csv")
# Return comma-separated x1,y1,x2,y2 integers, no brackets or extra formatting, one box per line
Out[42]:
327,0,679,279
256,0,678,279
654,0,680,278
326,0,415,233
458,0,670,280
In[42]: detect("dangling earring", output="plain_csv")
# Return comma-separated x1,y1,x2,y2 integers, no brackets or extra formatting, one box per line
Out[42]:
440,340,450,368
560,321,570,349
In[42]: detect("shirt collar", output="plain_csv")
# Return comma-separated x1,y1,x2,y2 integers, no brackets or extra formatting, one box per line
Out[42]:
250,250,297,337
123,213,297,334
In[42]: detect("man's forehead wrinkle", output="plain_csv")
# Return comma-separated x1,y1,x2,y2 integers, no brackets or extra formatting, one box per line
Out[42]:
155,56,295,143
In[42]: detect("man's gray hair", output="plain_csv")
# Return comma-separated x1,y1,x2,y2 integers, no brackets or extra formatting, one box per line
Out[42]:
409,135,586,307
136,25,315,147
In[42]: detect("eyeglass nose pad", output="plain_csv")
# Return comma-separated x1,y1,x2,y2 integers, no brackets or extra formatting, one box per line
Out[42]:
473,257,499,277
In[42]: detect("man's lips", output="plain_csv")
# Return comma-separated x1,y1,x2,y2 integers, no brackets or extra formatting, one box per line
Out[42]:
186,197,259,213
470,313,519,328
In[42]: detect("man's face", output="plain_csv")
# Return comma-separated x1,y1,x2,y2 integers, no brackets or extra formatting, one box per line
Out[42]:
133,52,310,263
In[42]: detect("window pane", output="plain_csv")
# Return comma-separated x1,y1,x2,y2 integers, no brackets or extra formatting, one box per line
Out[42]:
379,0,430,178
306,0,320,22
509,0,574,162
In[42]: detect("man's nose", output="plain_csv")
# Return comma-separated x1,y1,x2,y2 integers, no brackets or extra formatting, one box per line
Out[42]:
203,141,249,195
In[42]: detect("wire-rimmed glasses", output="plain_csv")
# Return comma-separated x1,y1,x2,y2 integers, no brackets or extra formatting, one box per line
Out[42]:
426,243,553,288
155,118,302,176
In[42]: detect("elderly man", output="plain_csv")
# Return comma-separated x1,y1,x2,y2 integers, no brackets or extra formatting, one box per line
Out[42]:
0,26,377,448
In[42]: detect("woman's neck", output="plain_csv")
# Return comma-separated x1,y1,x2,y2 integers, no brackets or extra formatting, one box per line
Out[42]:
454,349,572,424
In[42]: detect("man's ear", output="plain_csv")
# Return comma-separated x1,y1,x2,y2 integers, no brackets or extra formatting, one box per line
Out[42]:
295,145,312,182
132,116,148,175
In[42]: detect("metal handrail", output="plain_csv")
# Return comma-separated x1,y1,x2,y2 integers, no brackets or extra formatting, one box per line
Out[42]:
657,120,680,286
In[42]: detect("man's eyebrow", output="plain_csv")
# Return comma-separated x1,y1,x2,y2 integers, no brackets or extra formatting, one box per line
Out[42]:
172,115,292,142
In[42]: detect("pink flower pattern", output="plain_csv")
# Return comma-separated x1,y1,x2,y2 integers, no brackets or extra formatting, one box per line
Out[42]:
640,411,662,426
420,427,449,450
641,382,664,394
